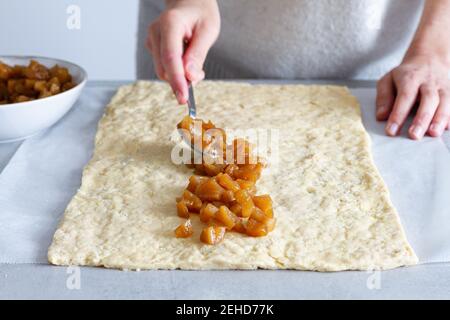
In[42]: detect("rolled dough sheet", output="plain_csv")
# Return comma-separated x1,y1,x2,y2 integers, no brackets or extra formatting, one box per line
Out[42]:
48,81,418,271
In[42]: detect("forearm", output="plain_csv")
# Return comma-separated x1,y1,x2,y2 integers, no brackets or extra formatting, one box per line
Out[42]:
405,0,450,67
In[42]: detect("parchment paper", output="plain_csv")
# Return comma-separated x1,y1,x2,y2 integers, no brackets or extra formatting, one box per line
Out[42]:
0,83,449,264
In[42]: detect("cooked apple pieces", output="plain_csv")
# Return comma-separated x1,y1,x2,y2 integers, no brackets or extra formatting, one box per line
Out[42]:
0,60,76,104
174,219,194,238
174,116,275,245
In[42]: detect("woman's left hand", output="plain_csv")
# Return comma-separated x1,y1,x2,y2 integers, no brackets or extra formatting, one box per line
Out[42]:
376,54,450,140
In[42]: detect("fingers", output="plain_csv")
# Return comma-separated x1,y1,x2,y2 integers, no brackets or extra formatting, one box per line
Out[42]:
147,23,166,80
376,73,395,121
160,15,189,104
146,4,219,104
408,85,440,140
429,88,450,137
386,80,420,137
183,24,218,83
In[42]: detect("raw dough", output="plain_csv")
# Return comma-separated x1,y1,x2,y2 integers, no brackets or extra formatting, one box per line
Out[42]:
48,81,418,271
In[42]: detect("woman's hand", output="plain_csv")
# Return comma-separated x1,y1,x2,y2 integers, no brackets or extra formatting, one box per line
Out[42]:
147,0,220,104
376,0,450,140
376,55,450,139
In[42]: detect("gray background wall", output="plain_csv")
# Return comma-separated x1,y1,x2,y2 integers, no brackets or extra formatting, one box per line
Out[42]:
0,0,140,80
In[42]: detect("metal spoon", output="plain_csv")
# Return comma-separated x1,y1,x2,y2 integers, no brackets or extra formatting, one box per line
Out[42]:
179,82,204,157
179,82,225,164
187,82,196,118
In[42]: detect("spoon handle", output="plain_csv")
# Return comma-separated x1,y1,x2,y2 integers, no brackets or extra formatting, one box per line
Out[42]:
187,82,196,118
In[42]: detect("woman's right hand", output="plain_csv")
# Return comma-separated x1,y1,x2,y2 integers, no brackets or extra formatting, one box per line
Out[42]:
147,0,220,104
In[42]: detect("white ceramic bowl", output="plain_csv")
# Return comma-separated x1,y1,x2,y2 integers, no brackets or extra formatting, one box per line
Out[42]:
0,56,87,143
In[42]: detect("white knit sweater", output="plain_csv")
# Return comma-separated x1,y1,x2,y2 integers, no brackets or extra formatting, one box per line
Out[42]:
137,0,424,80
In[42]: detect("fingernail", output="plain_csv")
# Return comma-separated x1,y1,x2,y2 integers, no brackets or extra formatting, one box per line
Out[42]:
430,123,444,135
377,106,387,115
386,123,399,136
186,62,197,74
186,62,202,79
376,107,387,120
175,91,184,103
410,125,424,139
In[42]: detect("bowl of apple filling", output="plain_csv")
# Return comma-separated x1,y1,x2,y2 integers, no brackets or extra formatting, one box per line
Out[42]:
0,56,87,143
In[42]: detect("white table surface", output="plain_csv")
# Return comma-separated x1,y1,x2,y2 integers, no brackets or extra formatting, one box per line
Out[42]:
0,80,449,300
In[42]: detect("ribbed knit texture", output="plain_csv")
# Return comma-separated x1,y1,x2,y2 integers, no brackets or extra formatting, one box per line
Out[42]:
137,0,424,80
